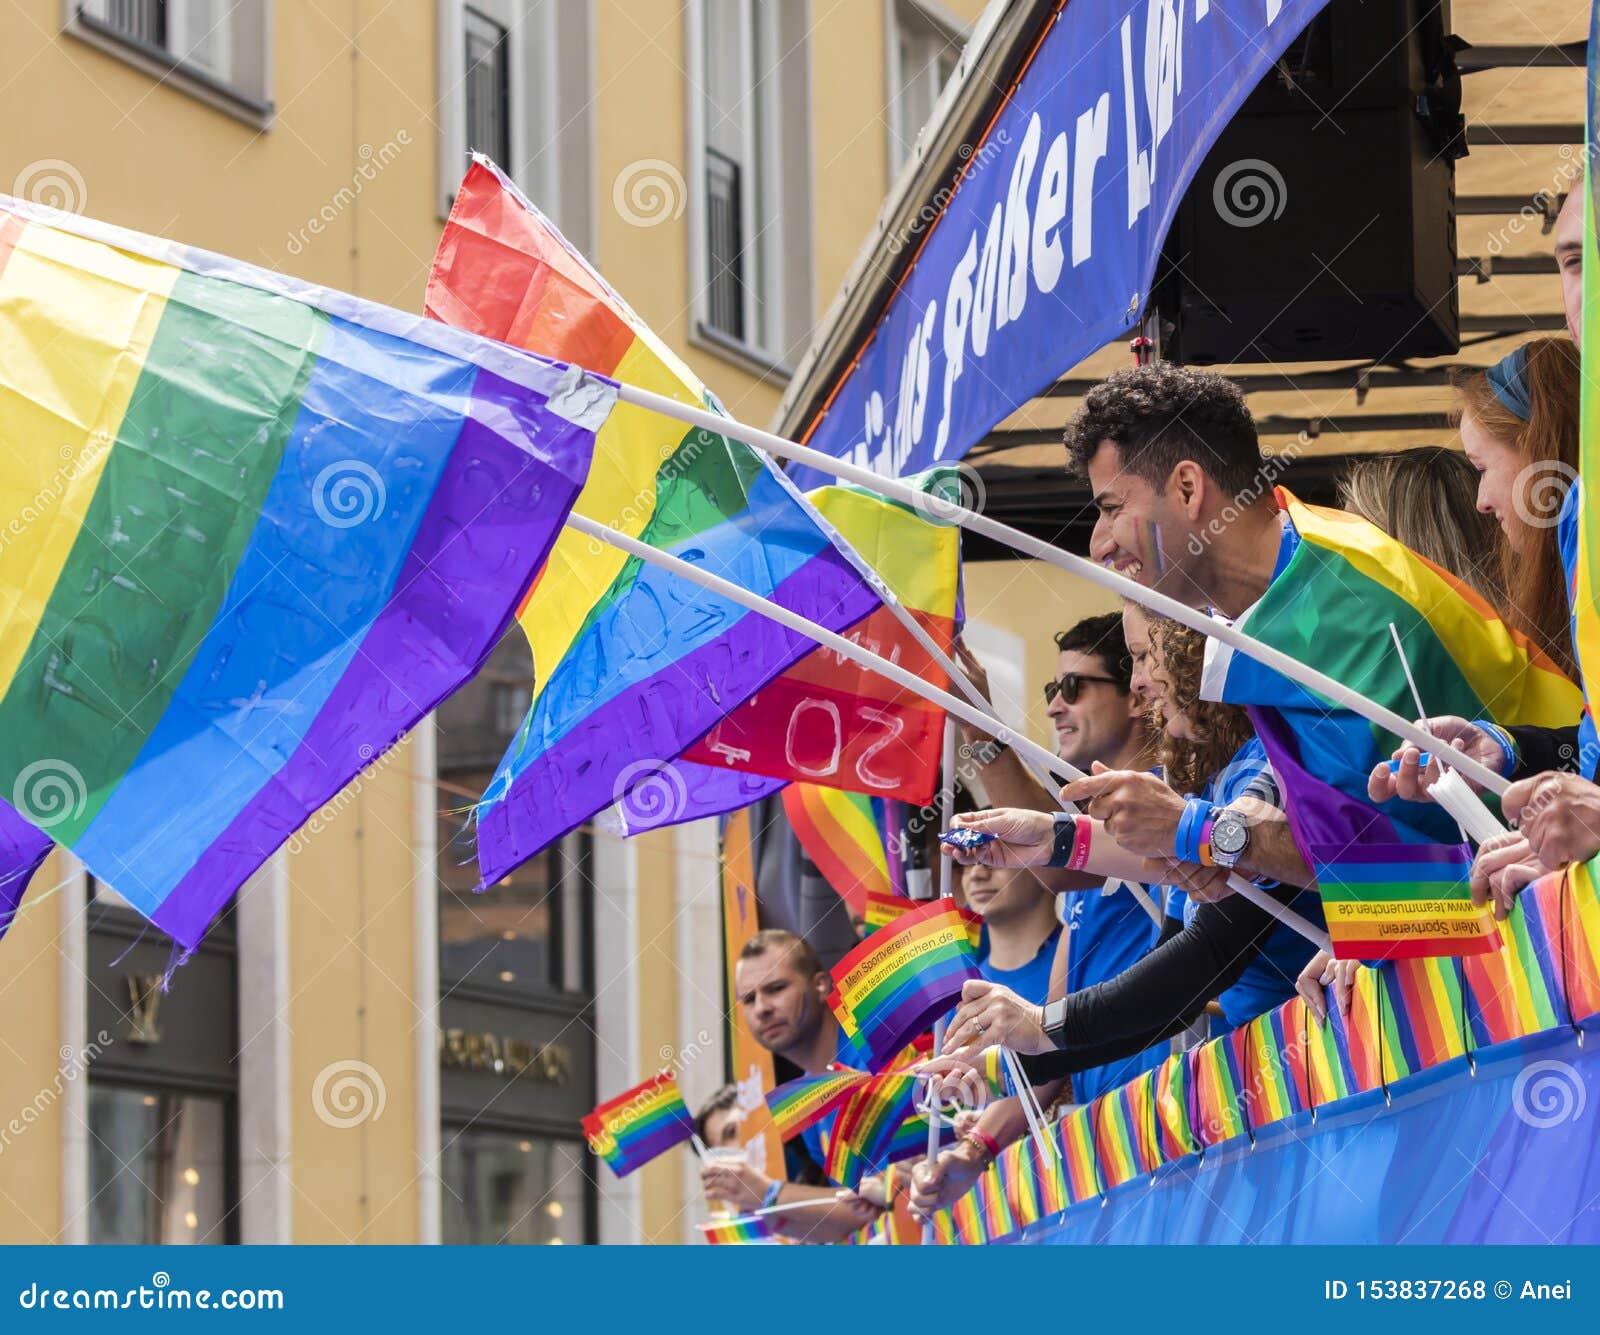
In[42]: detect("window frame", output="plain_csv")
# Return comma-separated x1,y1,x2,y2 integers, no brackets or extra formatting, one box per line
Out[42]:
884,0,968,180
62,0,276,128
685,0,812,378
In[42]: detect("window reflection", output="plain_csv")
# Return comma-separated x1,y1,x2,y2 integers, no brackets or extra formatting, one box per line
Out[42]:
441,1128,585,1244
88,1086,228,1245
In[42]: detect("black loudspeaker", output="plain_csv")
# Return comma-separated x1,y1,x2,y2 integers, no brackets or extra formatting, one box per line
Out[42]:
1156,0,1463,366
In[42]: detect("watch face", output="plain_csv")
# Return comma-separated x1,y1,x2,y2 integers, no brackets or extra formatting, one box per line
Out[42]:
1211,816,1249,856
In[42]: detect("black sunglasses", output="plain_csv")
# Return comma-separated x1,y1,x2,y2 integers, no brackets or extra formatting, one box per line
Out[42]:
1043,672,1120,705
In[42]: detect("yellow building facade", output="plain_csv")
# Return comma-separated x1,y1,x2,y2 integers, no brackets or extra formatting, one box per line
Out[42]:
0,0,989,1245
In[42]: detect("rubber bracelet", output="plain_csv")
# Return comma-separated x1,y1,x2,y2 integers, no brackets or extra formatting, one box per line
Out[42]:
1470,720,1517,776
1197,817,1216,867
963,1128,1001,1163
762,1179,783,1209
1067,815,1093,871
1175,797,1213,863
1386,751,1433,773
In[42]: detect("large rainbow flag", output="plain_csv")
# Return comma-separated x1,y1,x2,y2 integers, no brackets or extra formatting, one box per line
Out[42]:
0,196,599,946
583,1072,698,1178
781,785,900,916
427,158,882,884
1205,490,1581,959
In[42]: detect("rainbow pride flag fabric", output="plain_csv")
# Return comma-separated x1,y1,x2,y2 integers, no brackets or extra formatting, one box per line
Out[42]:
1204,490,1581,959
427,159,880,883
0,195,601,947
826,898,983,1065
699,1215,777,1245
782,786,899,916
765,1067,869,1141
583,1072,697,1178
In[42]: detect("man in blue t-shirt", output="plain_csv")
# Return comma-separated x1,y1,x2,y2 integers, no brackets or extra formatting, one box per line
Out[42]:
962,860,1060,1003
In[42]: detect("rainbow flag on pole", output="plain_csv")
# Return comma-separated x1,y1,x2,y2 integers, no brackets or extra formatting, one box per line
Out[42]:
827,899,983,1064
782,786,898,915
0,195,600,947
765,1067,869,1141
1206,490,1581,959
583,1072,697,1177
699,1215,777,1245
428,159,880,883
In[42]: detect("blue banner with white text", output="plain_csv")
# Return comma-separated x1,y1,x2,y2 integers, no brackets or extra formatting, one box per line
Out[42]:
792,0,1334,487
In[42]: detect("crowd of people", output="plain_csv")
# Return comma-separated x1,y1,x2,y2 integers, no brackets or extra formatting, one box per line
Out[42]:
690,173,1598,1242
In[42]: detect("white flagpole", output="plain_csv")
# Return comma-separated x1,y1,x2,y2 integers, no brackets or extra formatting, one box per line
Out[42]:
608,382,1510,797
566,513,1331,952
921,718,959,1244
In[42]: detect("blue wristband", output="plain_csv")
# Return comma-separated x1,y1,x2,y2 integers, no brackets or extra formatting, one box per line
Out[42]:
762,1179,783,1209
1174,797,1213,863
1471,720,1517,776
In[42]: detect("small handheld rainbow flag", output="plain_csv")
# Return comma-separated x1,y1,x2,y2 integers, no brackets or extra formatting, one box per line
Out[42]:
583,1073,697,1177
699,1215,776,1245
765,1068,869,1141
827,899,983,1065
865,889,915,931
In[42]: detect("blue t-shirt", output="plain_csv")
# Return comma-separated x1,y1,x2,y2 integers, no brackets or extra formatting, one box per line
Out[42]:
977,922,1060,1004
1175,737,1324,1031
1061,882,1171,1102
798,1024,864,1171
1556,484,1599,777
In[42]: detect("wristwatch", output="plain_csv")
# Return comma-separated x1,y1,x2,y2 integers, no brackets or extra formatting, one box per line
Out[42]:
1208,808,1250,868
966,738,1009,767
1042,997,1068,1050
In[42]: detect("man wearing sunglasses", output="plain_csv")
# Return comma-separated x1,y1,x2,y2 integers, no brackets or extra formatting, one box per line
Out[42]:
955,613,1171,1103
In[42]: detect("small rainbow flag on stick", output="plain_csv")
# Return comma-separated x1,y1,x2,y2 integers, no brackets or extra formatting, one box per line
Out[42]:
827,899,983,1065
583,1073,697,1177
699,1215,776,1245
765,1068,869,1141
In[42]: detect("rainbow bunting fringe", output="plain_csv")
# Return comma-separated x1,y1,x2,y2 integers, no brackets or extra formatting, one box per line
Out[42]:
583,1073,697,1178
429,159,880,882
1059,1107,1100,1203
826,899,983,1064
699,1216,776,1245
0,196,601,947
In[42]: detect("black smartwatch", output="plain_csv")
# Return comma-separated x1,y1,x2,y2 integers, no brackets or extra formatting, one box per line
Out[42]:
1042,997,1069,1050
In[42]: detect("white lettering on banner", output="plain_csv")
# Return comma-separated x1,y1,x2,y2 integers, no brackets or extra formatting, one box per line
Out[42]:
1121,18,1151,226
970,201,1004,358
1032,123,1068,293
1072,93,1110,267
997,114,1042,330
932,232,977,459
854,707,905,790
786,699,843,777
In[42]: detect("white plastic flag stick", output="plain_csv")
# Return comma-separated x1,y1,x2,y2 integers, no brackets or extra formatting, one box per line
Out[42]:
566,514,1327,952
1388,623,1509,845
922,718,959,1244
608,382,1509,797
1000,1045,1055,1162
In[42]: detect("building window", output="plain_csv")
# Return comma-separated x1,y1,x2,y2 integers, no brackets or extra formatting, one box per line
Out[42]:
66,0,273,123
441,1129,587,1244
436,0,594,250
691,0,812,369
463,6,511,169
88,1086,230,1244
888,1,966,176
490,680,531,737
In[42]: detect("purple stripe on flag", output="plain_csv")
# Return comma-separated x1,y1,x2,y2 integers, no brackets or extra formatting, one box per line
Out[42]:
151,372,594,947
0,803,52,944
476,553,879,884
611,762,785,835
1321,842,1475,869
608,1119,697,1176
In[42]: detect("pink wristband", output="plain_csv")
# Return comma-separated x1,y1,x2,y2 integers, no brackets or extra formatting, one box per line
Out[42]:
1068,815,1093,871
